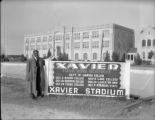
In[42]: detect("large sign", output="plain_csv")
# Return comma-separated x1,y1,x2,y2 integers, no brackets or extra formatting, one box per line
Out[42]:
45,61,130,98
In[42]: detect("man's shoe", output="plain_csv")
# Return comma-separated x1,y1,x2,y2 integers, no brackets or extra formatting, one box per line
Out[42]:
32,94,37,100
40,94,44,98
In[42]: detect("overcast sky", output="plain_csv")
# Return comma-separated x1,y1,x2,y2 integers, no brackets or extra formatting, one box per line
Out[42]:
1,0,155,55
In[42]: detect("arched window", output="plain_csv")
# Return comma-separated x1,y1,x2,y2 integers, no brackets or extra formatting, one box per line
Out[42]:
56,46,61,56
103,53,106,60
93,53,97,60
83,53,88,60
142,52,145,59
75,53,79,60
131,54,133,60
147,39,151,46
153,39,155,46
128,54,130,60
142,39,146,47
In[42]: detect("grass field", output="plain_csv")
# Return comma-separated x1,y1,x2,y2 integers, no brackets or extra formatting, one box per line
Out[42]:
1,62,155,97
1,76,155,119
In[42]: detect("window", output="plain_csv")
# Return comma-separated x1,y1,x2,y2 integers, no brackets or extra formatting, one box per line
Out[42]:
93,53,97,60
142,39,146,47
131,54,133,60
83,53,88,60
31,38,35,43
147,52,150,59
56,46,61,56
43,54,46,57
30,45,35,50
36,45,41,50
65,34,70,40
49,36,52,41
142,52,145,59
48,44,52,49
104,30,110,37
83,32,89,39
25,38,29,43
55,35,62,41
25,46,29,50
74,42,80,49
43,36,47,42
147,39,151,46
82,42,89,48
75,53,79,60
92,31,99,38
103,53,106,60
37,37,41,42
74,33,80,40
92,41,99,48
128,55,130,60
103,41,109,47
66,43,70,49
43,45,47,50
153,39,155,46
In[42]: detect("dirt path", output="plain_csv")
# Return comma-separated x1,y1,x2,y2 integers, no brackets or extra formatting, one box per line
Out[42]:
1,76,155,119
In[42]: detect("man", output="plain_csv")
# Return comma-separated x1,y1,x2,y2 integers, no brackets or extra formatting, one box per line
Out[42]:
26,50,45,99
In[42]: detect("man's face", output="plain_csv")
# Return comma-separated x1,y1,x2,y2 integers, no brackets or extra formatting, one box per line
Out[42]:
33,51,39,59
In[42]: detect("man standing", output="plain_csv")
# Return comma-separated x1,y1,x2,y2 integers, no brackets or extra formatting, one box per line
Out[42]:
26,50,45,99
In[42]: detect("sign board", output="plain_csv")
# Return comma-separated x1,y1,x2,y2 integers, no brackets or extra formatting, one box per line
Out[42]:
45,61,130,98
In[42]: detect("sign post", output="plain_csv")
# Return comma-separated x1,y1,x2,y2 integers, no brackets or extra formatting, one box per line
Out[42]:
45,61,130,99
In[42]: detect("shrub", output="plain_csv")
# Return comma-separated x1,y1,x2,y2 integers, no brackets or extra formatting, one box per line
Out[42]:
104,51,110,62
112,52,119,62
20,54,27,62
120,53,126,62
57,53,69,61
0,54,5,62
47,49,52,58
148,50,154,59
134,53,142,65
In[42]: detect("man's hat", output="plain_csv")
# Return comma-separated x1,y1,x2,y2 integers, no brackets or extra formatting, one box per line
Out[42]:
33,50,39,54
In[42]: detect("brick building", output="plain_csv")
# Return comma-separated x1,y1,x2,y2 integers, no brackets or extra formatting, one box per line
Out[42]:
24,23,135,61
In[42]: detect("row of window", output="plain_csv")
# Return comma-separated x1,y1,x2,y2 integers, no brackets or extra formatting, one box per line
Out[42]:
127,51,155,60
142,39,155,47
25,44,53,50
75,53,98,60
25,36,52,43
127,54,134,60
67,41,109,49
142,51,155,59
26,40,110,51
74,52,108,60
25,30,110,43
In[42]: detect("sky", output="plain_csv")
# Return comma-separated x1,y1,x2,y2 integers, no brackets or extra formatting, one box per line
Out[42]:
1,0,155,55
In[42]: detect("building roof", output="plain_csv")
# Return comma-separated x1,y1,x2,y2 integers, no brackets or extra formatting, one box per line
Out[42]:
128,48,137,53
140,26,155,34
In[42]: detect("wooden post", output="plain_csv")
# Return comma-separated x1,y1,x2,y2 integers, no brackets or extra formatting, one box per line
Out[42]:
71,27,74,60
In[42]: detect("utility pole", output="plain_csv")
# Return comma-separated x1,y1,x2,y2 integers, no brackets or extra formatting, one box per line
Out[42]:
100,32,104,61
63,26,66,54
53,31,58,56
53,32,55,56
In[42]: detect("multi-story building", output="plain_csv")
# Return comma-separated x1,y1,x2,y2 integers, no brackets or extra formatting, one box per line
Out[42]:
138,26,155,63
24,23,135,61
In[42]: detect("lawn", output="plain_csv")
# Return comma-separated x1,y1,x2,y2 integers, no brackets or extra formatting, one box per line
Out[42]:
2,62,155,98
1,76,155,119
